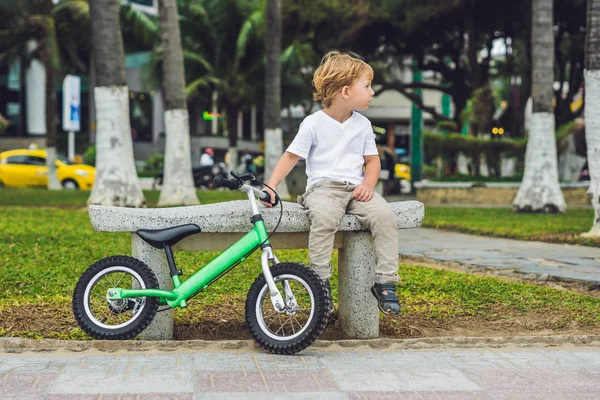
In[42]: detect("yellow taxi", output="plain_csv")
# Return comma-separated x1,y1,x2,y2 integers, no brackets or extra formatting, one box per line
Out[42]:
394,163,411,181
0,148,95,190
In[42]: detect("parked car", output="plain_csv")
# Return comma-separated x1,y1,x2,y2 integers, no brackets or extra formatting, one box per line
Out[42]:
394,163,412,193
394,163,411,181
0,149,95,190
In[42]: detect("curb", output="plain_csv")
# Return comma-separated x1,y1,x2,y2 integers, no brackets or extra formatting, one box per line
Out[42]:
1,335,599,354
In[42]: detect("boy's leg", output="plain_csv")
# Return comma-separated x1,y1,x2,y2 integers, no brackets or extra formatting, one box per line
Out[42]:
299,181,353,280
346,192,399,284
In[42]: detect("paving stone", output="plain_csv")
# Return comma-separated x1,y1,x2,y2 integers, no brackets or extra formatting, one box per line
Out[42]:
328,368,480,392
193,393,347,400
462,368,600,392
195,370,337,392
0,347,598,399
48,355,195,394
0,372,56,398
45,395,194,400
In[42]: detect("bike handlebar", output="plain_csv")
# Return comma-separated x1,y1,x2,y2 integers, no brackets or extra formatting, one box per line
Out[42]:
213,175,239,190
212,173,279,206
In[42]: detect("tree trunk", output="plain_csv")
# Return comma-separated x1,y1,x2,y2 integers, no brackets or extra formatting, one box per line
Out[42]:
45,65,60,190
583,0,600,237
157,0,198,206
89,55,96,145
513,0,566,213
18,56,27,137
226,105,239,172
264,0,290,197
88,0,145,207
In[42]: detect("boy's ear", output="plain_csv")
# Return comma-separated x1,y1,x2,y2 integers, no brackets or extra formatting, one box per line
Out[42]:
341,85,350,99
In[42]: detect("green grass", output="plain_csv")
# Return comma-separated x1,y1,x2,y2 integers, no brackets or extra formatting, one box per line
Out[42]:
423,207,599,247
0,187,246,207
1,204,599,340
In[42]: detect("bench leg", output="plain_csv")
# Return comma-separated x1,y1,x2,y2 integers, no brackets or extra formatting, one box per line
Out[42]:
132,234,174,340
338,231,380,339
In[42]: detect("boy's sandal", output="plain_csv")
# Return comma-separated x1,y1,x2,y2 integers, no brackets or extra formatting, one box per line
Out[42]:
371,283,400,316
322,280,335,318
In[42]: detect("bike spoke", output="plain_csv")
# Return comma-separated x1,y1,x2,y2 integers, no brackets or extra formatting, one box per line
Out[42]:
291,315,304,331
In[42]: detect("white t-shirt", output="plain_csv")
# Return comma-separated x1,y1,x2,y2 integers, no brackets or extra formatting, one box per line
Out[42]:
286,110,378,188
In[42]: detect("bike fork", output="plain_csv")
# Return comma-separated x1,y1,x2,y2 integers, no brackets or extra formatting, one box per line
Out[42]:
260,247,289,312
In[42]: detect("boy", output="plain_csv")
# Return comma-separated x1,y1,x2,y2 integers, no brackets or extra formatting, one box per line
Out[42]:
262,50,400,316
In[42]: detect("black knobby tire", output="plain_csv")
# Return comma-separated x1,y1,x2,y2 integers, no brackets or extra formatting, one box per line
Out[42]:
245,262,330,354
72,256,159,340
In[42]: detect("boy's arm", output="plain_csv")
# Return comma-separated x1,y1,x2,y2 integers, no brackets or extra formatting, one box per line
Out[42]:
353,155,380,202
261,151,302,207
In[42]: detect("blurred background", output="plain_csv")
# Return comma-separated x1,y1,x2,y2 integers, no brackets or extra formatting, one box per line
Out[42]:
0,0,589,198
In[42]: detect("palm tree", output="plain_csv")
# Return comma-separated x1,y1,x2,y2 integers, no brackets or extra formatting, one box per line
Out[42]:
513,0,565,213
583,0,600,237
1,0,156,193
156,0,198,206
0,0,87,189
180,0,265,171
264,0,289,197
87,0,145,207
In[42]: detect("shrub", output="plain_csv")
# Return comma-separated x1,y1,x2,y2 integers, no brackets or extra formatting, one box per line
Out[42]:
0,113,8,133
83,146,96,166
424,132,526,178
144,153,164,173
434,120,459,133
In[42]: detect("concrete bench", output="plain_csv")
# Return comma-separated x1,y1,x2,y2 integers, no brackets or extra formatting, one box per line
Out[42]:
88,200,424,340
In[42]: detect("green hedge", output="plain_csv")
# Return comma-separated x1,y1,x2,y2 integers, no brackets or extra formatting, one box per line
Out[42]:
423,121,582,179
424,132,526,178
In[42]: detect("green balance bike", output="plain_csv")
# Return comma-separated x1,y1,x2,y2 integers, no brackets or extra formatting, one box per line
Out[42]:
72,172,331,354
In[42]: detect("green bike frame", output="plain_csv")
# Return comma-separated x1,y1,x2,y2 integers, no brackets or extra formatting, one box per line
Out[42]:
106,184,285,310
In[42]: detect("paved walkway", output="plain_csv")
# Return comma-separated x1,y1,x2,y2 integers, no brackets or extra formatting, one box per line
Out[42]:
2,343,599,399
398,228,600,290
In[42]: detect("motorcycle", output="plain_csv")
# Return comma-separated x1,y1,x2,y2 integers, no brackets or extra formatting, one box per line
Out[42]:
152,162,227,190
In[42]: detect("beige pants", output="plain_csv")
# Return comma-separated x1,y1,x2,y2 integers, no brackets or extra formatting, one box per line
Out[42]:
298,180,399,284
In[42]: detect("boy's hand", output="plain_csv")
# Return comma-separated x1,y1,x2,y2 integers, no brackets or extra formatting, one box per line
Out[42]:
353,183,374,202
260,187,277,207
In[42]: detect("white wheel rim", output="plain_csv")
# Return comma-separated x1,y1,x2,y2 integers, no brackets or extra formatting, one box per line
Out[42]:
63,181,77,190
255,274,315,341
83,266,147,330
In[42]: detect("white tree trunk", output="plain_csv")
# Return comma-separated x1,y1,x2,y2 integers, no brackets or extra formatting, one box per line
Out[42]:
251,104,257,141
211,91,218,135
237,111,243,139
158,109,198,206
265,127,290,198
88,86,146,207
45,146,61,190
26,58,46,135
228,146,239,173
583,69,600,237
513,113,566,212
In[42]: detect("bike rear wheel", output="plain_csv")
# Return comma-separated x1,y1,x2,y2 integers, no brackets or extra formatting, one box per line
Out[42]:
72,256,159,340
245,262,330,354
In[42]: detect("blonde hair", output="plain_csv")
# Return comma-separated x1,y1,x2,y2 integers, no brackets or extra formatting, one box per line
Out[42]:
312,50,373,108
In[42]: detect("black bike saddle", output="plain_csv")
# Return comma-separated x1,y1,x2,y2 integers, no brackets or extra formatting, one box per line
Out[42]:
136,224,201,249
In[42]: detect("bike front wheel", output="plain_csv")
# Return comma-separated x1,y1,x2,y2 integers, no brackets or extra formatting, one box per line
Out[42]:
245,262,330,354
72,256,159,340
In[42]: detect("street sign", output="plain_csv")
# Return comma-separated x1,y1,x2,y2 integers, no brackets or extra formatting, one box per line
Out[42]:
62,75,81,132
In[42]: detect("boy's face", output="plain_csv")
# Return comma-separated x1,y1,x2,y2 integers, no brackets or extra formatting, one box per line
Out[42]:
348,72,375,111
